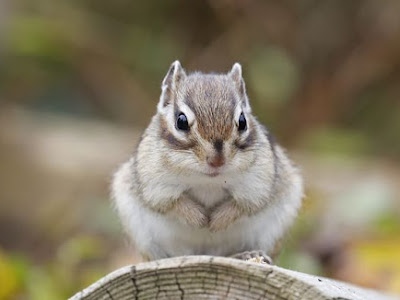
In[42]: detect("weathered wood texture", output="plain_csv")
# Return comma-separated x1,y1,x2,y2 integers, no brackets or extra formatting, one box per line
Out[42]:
70,256,399,300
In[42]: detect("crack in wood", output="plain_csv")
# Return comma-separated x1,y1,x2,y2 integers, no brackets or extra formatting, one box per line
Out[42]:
106,290,114,300
129,266,138,300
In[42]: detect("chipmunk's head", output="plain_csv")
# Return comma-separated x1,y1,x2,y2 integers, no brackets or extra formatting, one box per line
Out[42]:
157,61,261,177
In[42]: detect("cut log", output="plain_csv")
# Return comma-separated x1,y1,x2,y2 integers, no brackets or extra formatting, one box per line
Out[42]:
69,256,399,300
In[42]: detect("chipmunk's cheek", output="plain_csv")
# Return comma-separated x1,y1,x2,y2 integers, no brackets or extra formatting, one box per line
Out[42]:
236,151,257,171
192,145,207,163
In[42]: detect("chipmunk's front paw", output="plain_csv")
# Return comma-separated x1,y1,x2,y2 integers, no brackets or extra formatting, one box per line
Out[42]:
183,206,208,228
208,212,229,232
208,201,241,232
174,198,208,228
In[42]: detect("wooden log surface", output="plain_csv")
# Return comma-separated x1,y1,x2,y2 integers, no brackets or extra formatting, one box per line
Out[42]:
70,256,399,300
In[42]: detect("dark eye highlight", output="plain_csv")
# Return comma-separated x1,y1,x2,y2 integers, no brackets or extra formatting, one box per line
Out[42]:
176,113,189,131
238,113,247,131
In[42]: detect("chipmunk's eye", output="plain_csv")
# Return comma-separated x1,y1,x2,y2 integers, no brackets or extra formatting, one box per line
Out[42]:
176,113,189,131
238,113,247,131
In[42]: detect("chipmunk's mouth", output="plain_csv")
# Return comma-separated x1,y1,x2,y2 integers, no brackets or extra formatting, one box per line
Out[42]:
203,167,223,177
207,171,220,177
199,169,220,177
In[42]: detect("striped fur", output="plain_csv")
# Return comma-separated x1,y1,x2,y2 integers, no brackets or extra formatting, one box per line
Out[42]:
112,61,304,262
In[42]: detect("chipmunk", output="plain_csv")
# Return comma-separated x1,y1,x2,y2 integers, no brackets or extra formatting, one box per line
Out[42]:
112,61,303,262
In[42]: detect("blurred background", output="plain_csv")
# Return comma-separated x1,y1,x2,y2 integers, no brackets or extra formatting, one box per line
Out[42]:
1,0,400,299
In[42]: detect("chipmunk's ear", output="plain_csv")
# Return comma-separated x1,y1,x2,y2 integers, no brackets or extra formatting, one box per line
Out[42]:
229,63,250,110
162,60,186,88
158,61,186,111
229,63,242,83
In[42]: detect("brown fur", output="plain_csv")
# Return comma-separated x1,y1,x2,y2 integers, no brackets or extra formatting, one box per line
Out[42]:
112,61,304,262
159,116,195,150
172,194,208,227
182,75,236,142
208,200,242,232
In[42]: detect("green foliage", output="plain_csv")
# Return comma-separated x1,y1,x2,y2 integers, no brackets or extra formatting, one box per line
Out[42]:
6,16,68,61
0,235,113,300
301,128,371,157
0,250,21,300
248,46,299,105
0,0,400,298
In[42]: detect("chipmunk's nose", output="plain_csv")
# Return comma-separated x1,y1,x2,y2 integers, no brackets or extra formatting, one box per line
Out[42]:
206,139,225,168
207,154,225,168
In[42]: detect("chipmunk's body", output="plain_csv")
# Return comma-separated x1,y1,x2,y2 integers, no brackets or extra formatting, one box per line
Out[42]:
112,61,303,261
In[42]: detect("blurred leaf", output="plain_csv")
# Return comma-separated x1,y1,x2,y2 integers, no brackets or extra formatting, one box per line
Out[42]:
341,238,400,294
121,28,181,80
0,249,21,300
5,16,68,61
375,213,400,235
248,46,299,104
27,267,64,300
57,235,106,267
301,127,371,156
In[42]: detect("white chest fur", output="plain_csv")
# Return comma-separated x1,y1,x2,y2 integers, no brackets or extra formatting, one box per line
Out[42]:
113,153,303,261
187,183,228,208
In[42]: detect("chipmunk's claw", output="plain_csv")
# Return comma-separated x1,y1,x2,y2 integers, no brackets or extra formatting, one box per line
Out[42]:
230,250,273,264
